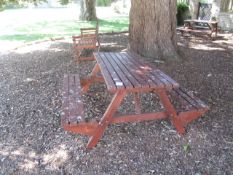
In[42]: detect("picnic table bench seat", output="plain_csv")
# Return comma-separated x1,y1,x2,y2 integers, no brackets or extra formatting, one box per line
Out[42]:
61,74,98,136
177,27,212,37
168,87,209,126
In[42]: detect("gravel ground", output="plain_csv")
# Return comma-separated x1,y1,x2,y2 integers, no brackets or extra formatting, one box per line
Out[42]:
0,33,233,175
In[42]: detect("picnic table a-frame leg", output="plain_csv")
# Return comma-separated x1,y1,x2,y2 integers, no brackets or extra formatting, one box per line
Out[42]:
87,90,126,149
81,63,104,93
156,89,186,134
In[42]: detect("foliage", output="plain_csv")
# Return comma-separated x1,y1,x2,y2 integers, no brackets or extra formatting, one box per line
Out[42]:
59,0,70,5
177,2,189,26
183,144,190,153
96,0,112,7
0,0,46,10
221,0,233,12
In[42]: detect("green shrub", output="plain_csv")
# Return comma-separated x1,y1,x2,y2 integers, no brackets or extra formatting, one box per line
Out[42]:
96,0,112,7
177,2,189,26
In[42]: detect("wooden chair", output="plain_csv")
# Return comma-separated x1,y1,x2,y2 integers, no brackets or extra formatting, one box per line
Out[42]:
72,20,100,63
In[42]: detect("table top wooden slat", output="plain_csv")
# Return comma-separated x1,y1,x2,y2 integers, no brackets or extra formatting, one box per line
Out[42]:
104,52,133,89
94,52,179,92
156,70,179,88
124,52,169,88
68,74,84,123
94,53,117,91
117,52,154,88
109,52,142,88
98,52,125,90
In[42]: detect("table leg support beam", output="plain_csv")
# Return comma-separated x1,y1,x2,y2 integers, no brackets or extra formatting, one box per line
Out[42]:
87,90,126,149
81,64,102,93
112,112,167,124
133,92,141,114
156,90,186,134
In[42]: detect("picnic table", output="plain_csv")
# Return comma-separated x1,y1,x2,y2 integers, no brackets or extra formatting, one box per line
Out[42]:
177,19,218,38
61,52,209,149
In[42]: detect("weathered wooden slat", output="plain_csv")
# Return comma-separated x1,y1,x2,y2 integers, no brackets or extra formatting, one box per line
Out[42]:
94,53,117,92
104,52,133,89
156,70,179,88
151,71,173,89
179,88,208,109
68,74,85,124
116,53,151,88
109,52,142,88
173,88,200,110
61,74,70,125
169,88,195,111
123,52,166,88
98,52,125,90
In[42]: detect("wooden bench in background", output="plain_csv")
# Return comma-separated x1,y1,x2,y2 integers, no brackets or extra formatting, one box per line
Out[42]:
72,20,100,63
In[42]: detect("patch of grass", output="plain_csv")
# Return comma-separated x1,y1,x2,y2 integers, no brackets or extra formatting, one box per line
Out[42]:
0,34,56,42
0,16,129,43
183,143,190,153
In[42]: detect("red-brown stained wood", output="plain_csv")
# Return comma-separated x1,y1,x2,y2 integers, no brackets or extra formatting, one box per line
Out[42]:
115,53,151,88
61,74,70,126
94,53,117,92
168,87,209,113
94,52,179,91
109,52,141,88
169,89,194,111
61,74,99,135
61,52,209,149
174,88,200,110
123,52,167,88
104,52,133,89
61,74,85,126
156,89,186,134
157,70,179,88
72,29,99,62
98,53,125,90
124,54,171,88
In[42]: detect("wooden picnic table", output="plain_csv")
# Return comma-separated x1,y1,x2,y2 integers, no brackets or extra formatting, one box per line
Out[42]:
61,52,209,149
178,19,218,38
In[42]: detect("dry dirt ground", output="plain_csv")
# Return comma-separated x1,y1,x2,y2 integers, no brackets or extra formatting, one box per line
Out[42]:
0,33,233,175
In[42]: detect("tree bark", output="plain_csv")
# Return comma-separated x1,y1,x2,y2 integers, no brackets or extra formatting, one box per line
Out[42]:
129,0,179,60
79,0,97,21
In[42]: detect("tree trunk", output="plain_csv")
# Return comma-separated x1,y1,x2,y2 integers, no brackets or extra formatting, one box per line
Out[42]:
129,0,179,60
189,0,199,19
80,0,97,21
